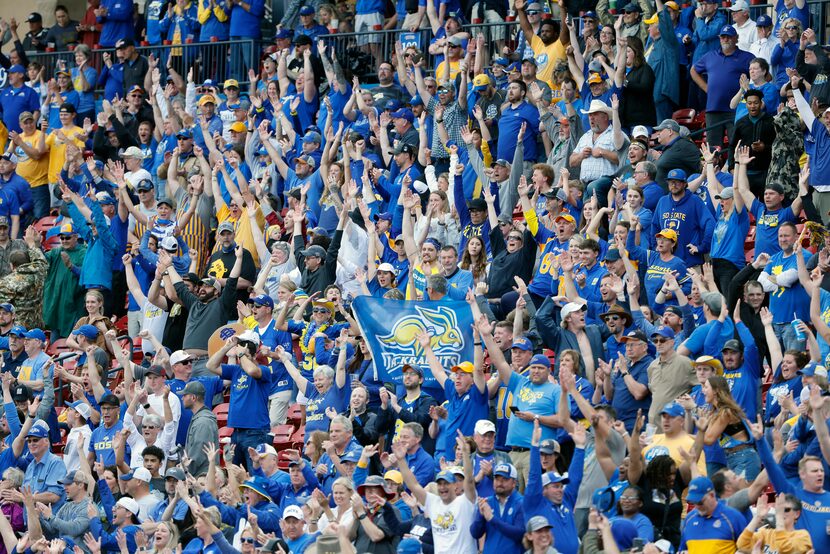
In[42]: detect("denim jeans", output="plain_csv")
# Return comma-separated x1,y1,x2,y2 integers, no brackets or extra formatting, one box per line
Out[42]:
232,428,270,471
32,185,51,220
774,321,806,352
725,446,762,481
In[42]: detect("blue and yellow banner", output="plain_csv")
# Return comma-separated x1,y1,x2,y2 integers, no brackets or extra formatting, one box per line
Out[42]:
351,296,475,388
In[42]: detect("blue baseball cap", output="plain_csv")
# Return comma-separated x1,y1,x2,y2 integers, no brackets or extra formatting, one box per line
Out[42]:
391,108,415,122
529,354,551,369
299,5,315,15
72,324,99,340
651,325,676,340
493,57,510,67
0,303,13,313
239,476,273,502
8,325,26,337
402,364,424,377
374,212,393,222
511,337,532,351
384,99,402,112
756,14,773,27
583,10,598,19
409,95,424,106
23,328,46,342
435,470,457,483
686,476,714,503
397,538,423,554
275,29,293,39
542,471,569,486
719,25,737,37
303,131,322,144
26,419,50,439
424,237,442,250
251,294,274,309
666,169,688,182
660,401,685,417
7,64,25,74
341,450,362,463
176,128,193,140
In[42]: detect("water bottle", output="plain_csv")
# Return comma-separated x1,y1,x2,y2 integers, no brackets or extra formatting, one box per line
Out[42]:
792,313,806,341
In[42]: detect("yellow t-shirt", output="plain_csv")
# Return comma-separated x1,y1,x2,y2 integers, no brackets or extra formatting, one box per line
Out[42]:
215,202,266,268
45,126,86,184
435,60,461,84
529,35,567,83
14,130,49,187
643,433,707,476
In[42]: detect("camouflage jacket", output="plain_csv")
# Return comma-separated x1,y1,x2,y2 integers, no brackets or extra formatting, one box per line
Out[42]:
0,247,48,329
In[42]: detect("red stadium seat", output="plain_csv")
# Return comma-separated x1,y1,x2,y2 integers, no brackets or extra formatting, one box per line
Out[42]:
672,108,696,127
286,404,303,427
213,403,230,428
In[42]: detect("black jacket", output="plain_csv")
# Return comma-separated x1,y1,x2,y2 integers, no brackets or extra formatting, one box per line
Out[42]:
621,63,657,127
728,112,776,172
486,227,537,299
655,136,701,188
293,229,342,297
374,391,438,455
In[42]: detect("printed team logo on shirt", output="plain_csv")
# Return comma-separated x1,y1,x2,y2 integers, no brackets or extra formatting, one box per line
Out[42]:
757,213,780,228
433,511,457,533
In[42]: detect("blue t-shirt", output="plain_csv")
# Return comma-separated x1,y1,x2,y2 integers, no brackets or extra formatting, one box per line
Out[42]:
610,356,654,432
220,363,272,431
505,372,561,448
71,67,98,114
257,321,294,395
711,206,750,268
775,0,810,32
764,250,811,323
442,378,489,455
750,199,795,256
304,379,351,437
89,420,126,466
497,101,540,162
809,118,830,190
0,85,41,133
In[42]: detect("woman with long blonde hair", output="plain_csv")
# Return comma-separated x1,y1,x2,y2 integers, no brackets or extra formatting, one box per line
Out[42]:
702,375,760,484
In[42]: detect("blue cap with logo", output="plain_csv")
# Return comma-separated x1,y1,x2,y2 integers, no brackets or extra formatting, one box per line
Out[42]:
686,476,714,503
542,471,569,486
251,294,274,309
27,419,50,439
719,25,738,36
0,303,13,313
8,325,26,337
511,337,532,351
660,401,685,417
756,14,773,27
435,470,457,483
494,463,518,479
529,354,551,368
299,5,315,15
651,325,676,340
666,169,688,181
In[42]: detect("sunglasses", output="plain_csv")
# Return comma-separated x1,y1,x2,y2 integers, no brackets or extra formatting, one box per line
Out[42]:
354,336,364,342
59,235,73,240
526,9,540,14
619,495,640,500
653,337,670,344
240,538,256,544
785,26,798,30
142,425,158,430
604,315,621,322
312,307,330,314
26,437,43,443
507,235,523,241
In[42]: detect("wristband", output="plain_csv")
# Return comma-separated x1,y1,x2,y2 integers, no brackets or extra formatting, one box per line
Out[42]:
358,513,368,520
143,403,151,410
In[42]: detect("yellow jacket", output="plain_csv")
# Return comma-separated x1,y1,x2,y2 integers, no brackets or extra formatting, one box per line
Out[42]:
736,527,813,554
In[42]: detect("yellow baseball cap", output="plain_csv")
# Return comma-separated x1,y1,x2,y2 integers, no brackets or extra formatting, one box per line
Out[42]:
655,229,678,242
223,79,240,89
644,13,659,24
198,94,217,106
665,1,680,9
230,122,247,133
384,470,403,485
554,213,576,225
587,72,603,84
451,361,475,374
693,355,724,376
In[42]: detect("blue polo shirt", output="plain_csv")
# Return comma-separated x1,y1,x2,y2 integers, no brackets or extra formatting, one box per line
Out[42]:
442,378,489,455
406,446,435,486
680,501,747,553
22,450,66,505
711,206,749,268
750,199,796,256
220,363,272,431
0,84,41,133
497,100,540,162
574,261,608,303
506,373,561,448
693,48,755,112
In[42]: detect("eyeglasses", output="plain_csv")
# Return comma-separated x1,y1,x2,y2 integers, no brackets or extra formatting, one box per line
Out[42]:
355,336,364,342
312,307,330,314
240,538,256,544
653,337,670,344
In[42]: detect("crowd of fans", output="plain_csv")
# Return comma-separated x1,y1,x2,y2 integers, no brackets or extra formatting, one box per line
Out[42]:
0,0,829,553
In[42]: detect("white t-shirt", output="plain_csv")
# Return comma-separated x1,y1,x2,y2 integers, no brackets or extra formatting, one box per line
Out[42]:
135,490,163,523
422,492,477,554
140,300,168,355
64,425,92,473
